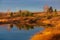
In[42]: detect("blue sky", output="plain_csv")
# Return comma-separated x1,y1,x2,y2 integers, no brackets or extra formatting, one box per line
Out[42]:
0,0,60,12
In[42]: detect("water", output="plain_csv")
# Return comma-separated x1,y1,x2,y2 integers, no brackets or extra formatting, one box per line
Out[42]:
0,24,44,40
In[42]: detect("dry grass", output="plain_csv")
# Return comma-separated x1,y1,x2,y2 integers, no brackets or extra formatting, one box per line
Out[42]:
30,28,60,40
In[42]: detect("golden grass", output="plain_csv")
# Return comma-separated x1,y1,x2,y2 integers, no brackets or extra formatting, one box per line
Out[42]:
30,28,60,40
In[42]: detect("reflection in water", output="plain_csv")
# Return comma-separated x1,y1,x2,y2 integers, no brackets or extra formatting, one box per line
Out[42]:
10,24,13,28
7,24,13,31
6,22,41,31
0,23,44,40
15,24,34,30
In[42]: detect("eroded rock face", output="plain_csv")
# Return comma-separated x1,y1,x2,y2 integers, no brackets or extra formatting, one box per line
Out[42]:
30,27,60,40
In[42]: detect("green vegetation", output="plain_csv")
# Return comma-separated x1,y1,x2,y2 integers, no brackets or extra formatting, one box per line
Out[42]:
48,6,53,13
9,10,33,17
20,11,33,17
15,10,33,17
10,12,13,17
44,6,58,19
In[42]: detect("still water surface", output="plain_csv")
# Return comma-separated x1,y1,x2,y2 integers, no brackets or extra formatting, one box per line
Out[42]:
0,24,44,40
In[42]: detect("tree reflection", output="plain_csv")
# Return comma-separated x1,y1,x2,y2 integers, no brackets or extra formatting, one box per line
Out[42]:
7,24,13,31
10,24,13,28
14,23,34,30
